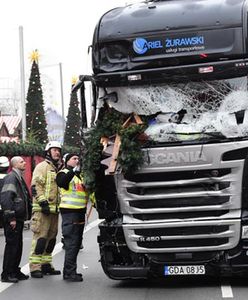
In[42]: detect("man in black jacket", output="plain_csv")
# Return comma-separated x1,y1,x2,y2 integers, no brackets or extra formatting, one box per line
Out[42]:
0,156,32,283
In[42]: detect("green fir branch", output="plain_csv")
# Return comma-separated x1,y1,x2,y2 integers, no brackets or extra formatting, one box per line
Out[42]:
82,108,147,191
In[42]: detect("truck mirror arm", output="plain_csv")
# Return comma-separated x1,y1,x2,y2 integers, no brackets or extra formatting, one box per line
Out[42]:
71,75,94,93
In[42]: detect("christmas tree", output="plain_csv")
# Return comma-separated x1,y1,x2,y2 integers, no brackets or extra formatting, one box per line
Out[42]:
63,77,82,148
26,49,48,144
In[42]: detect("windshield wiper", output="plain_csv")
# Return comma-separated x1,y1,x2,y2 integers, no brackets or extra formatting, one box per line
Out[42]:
152,131,227,142
198,131,226,138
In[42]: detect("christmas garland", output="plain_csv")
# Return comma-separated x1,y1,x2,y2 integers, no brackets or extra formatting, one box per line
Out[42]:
118,124,146,174
0,141,45,156
82,108,147,191
0,141,80,157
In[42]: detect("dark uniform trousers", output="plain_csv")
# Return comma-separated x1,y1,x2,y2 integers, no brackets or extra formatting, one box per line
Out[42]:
61,210,86,276
1,220,24,278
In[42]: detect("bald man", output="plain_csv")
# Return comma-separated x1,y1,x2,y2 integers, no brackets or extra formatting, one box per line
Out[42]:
0,156,32,283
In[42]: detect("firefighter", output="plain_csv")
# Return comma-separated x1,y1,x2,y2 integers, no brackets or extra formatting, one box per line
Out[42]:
29,141,62,278
56,153,92,282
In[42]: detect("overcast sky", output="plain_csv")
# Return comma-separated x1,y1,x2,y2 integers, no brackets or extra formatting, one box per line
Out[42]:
0,0,140,112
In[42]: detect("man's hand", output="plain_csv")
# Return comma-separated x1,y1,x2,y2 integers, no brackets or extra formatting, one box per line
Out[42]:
10,220,16,230
39,200,50,216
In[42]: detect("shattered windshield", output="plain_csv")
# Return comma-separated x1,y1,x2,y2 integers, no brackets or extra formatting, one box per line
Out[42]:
106,76,248,142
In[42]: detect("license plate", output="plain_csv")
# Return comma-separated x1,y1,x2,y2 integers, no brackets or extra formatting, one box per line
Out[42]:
164,265,205,276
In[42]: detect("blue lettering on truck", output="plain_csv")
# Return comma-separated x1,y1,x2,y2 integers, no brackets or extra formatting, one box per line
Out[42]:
165,36,204,48
133,38,163,54
133,35,205,55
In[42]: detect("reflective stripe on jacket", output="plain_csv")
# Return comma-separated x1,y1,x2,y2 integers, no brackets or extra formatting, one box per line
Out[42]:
59,169,88,210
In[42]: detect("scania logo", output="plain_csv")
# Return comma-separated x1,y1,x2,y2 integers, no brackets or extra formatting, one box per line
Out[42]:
133,38,148,54
146,151,208,166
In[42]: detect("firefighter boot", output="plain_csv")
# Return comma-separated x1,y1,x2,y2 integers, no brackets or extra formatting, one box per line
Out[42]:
42,264,61,275
31,270,43,278
63,273,83,282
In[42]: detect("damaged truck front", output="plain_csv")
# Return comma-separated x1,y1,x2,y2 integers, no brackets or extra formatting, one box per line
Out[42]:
79,0,248,279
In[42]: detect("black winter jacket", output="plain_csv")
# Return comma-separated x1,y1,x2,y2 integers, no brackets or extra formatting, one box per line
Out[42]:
0,170,32,222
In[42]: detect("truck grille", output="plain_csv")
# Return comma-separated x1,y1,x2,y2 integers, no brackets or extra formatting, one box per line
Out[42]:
117,142,246,253
119,167,234,217
137,238,228,248
133,210,229,221
134,225,229,236
123,220,240,253
130,196,230,209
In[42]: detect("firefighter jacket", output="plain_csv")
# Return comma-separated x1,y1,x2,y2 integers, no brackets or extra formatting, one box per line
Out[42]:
57,168,88,210
0,169,32,222
31,159,60,214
